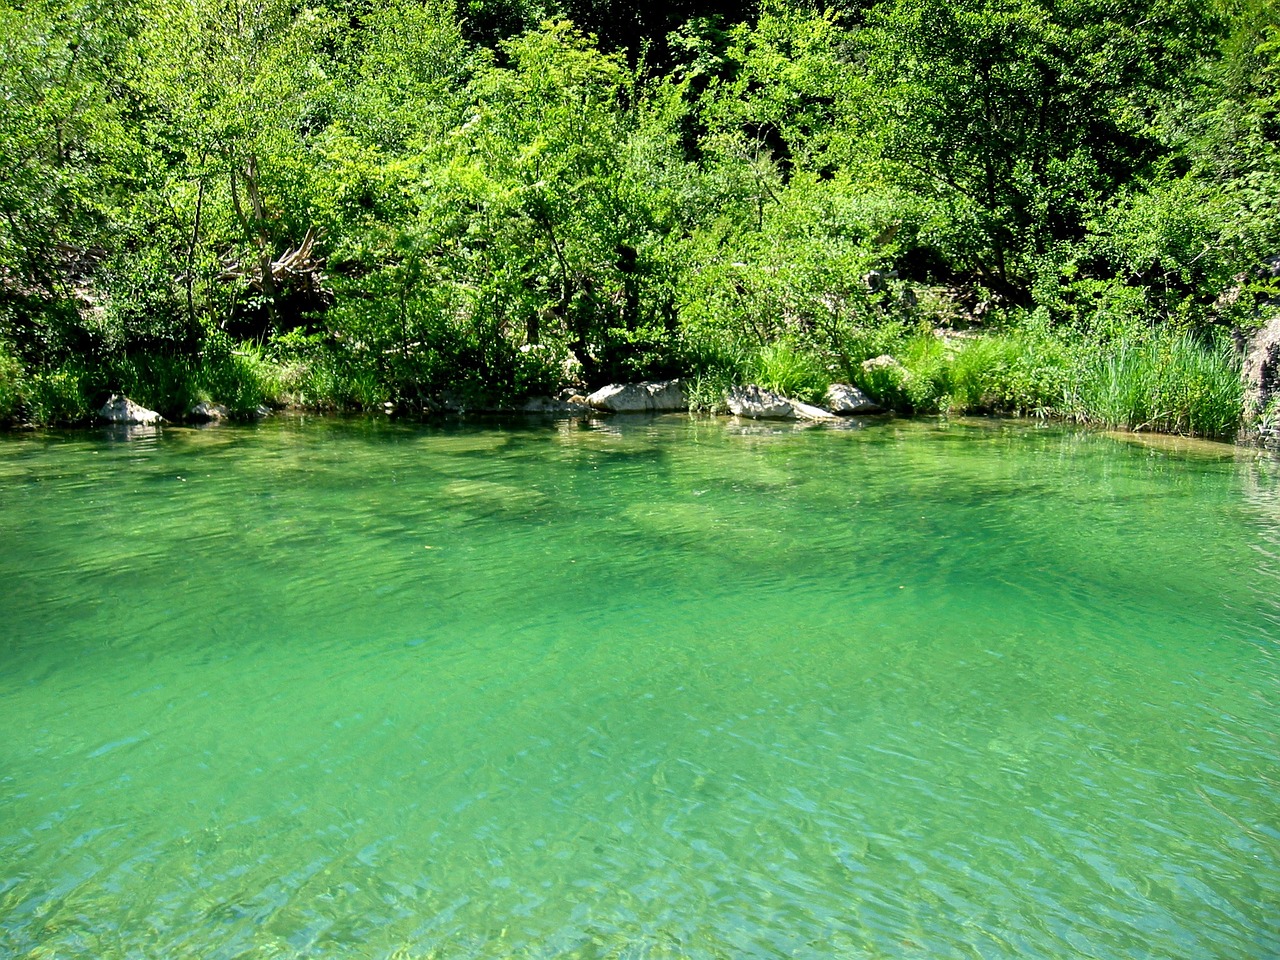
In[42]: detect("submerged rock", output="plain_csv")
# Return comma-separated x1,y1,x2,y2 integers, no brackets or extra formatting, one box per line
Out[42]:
824,383,882,415
521,396,592,415
586,380,686,413
187,401,229,423
98,395,163,425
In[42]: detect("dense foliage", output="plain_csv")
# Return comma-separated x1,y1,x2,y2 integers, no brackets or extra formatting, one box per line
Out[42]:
0,0,1275,436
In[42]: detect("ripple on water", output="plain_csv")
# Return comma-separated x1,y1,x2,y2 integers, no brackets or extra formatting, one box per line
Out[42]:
0,416,1277,959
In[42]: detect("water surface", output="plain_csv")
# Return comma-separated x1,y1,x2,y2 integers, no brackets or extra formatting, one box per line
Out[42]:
1,415,1277,958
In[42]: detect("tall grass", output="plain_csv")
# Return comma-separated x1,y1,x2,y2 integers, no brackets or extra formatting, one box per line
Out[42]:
747,340,830,404
947,332,1073,415
0,340,292,425
0,319,1245,440
679,335,833,411
108,344,288,419
1067,331,1242,438
841,323,1243,440
20,364,97,424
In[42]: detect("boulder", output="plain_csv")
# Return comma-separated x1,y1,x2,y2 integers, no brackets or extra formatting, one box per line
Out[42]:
726,385,838,420
586,380,686,413
98,395,163,425
824,383,882,415
1243,311,1280,438
187,401,229,422
726,385,797,419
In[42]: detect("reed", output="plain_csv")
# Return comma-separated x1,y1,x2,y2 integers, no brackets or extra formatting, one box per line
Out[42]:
1068,331,1242,439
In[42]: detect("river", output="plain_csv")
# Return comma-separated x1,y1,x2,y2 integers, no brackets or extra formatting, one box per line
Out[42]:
1,415,1277,958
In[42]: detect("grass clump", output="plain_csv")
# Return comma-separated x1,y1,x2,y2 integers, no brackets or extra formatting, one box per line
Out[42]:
746,340,830,404
834,320,1242,440
683,369,737,414
20,361,97,425
947,330,1073,416
1068,330,1242,439
0,336,292,426
106,339,290,420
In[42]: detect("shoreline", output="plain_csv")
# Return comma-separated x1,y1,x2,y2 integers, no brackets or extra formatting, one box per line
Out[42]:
4,405,1269,456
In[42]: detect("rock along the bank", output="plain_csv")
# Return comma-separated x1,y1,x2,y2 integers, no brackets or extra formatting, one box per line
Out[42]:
726,385,837,420
586,380,687,413
824,383,882,414
99,395,164,425
187,401,230,423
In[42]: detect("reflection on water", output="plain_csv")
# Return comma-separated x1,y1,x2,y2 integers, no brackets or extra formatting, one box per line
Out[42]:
1,415,1277,959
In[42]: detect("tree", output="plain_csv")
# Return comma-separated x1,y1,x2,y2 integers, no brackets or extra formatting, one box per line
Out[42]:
0,0,139,358
864,0,1223,300
139,0,336,337
436,21,686,383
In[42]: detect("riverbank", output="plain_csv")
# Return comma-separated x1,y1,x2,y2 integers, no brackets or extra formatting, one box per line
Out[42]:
0,322,1254,443
4,3,1276,452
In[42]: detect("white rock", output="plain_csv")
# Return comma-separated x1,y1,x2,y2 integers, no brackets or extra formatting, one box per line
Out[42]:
586,380,687,413
824,383,882,414
99,395,163,425
862,354,909,379
725,385,795,419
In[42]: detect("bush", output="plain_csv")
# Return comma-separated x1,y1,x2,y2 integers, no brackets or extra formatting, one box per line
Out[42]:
845,330,947,413
947,330,1073,415
830,320,1240,439
268,333,385,411
21,362,96,425
96,337,290,420
0,344,22,423
683,369,738,414
199,342,289,416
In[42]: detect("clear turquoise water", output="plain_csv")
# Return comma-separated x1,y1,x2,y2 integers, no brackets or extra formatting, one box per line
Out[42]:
1,415,1277,959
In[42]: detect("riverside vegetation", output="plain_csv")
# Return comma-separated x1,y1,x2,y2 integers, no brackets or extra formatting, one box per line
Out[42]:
1,0,1277,438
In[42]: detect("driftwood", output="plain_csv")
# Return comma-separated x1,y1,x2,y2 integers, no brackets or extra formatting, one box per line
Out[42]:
222,227,325,292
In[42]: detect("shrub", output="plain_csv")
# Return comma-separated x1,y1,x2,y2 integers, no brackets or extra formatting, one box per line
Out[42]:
200,343,289,416
22,362,96,425
947,330,1073,415
900,334,950,411
0,344,22,423
683,369,738,414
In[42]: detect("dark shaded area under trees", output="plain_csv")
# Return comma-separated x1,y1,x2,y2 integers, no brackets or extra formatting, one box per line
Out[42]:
0,0,1276,435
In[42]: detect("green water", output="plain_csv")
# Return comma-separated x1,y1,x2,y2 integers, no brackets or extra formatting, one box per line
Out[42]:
1,415,1277,959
